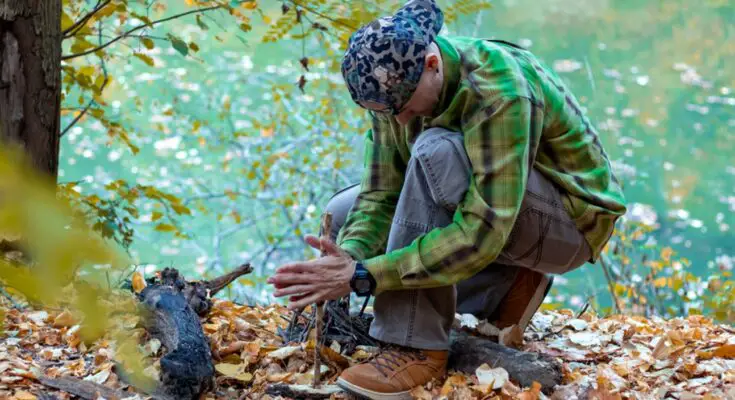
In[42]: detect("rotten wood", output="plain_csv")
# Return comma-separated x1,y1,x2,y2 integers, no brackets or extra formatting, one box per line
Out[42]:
38,375,127,400
132,264,253,399
266,383,342,399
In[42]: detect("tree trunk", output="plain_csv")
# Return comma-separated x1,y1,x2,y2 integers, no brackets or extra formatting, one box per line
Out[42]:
0,0,61,181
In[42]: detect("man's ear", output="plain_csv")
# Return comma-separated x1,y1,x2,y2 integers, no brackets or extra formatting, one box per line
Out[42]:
425,53,440,72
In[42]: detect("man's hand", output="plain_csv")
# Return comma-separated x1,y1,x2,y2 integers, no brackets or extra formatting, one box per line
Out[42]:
267,234,355,310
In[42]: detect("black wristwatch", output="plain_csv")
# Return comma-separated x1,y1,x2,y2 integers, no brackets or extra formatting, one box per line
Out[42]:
350,261,376,297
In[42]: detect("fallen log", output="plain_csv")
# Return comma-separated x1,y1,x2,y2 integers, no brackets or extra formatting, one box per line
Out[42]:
134,264,253,399
38,376,127,400
265,383,342,399
448,331,562,394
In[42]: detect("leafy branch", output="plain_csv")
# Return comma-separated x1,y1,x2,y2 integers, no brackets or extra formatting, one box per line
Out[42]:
62,0,112,39
62,4,226,60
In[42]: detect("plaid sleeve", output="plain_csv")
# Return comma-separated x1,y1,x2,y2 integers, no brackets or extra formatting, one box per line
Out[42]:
336,113,404,262
364,96,543,294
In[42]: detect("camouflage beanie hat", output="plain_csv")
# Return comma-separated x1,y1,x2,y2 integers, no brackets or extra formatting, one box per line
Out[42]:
341,0,444,115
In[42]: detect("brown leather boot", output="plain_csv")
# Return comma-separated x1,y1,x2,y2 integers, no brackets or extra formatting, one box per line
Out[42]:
490,268,553,331
337,346,448,400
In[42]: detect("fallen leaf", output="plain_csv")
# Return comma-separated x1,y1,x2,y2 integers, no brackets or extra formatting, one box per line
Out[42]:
409,385,433,400
13,391,37,400
266,345,301,360
566,319,589,331
475,364,509,389
53,310,75,328
132,271,147,293
215,363,252,382
713,344,735,359
83,368,110,385
440,374,467,395
569,331,602,347
499,325,524,348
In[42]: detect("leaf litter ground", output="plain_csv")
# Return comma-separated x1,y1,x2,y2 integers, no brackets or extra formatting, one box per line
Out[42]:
1,297,733,400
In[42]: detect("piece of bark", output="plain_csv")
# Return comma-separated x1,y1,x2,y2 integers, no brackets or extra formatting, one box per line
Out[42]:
38,375,127,400
448,331,562,394
138,280,215,400
265,383,342,399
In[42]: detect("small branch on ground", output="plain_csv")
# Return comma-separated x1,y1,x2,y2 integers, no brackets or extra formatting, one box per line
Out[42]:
39,376,127,400
312,212,332,387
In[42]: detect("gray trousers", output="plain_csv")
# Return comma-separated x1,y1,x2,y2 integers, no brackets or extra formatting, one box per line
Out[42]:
324,128,591,350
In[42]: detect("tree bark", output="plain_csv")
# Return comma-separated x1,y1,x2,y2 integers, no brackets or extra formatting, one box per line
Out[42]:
0,0,61,180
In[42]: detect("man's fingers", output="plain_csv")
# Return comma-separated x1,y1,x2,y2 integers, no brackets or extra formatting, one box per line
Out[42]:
273,284,317,297
304,234,343,256
288,290,327,310
272,261,312,275
268,272,315,286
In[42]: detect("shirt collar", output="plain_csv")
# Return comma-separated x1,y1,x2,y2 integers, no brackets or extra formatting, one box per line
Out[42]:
431,35,461,118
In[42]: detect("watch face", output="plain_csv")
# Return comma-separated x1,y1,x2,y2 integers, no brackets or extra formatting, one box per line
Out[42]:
355,279,371,293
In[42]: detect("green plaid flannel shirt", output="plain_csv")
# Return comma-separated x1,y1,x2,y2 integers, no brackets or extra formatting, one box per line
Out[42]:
336,35,627,294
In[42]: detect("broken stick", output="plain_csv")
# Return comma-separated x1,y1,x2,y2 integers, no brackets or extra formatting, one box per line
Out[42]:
313,212,332,387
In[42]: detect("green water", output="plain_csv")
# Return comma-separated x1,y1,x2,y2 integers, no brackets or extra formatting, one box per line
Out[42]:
59,0,733,310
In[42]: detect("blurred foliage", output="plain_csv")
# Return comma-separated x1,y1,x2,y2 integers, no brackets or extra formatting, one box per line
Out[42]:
0,144,153,390
599,216,734,324
29,0,735,319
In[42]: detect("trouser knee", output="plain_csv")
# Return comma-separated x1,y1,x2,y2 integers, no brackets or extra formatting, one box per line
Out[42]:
320,183,360,242
408,128,471,210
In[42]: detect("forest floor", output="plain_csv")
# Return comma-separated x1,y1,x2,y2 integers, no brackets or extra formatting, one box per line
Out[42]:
0,297,733,400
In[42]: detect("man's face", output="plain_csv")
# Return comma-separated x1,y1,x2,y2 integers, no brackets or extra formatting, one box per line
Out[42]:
360,46,444,126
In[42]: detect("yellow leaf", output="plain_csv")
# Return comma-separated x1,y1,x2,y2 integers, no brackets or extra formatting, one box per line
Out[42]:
133,53,155,67
53,309,76,328
713,344,735,359
141,38,155,50
151,211,163,222
78,66,95,77
242,1,258,10
238,278,255,287
13,391,37,400
193,120,201,132
61,12,75,32
155,223,177,232
171,202,191,215
214,363,252,382
260,127,274,137
132,271,147,294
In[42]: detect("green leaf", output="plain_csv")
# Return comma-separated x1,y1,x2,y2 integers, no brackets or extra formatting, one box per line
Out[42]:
168,35,189,57
196,15,209,30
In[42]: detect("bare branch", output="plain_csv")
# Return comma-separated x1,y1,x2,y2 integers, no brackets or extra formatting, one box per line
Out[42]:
60,101,93,138
287,0,357,30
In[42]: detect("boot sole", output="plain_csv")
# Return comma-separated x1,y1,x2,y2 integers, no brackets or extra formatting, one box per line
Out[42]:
337,377,413,400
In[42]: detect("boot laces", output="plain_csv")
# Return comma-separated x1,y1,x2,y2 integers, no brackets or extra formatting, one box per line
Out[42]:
369,347,428,377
